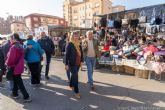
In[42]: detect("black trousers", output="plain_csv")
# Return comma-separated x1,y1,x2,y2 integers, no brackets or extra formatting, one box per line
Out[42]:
12,75,29,99
70,65,80,94
0,75,2,82
45,54,52,77
28,62,40,84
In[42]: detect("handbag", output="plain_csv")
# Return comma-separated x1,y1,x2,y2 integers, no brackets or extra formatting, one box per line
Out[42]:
139,10,147,23
150,8,156,25
122,19,128,25
160,25,165,32
6,67,14,81
139,16,147,23
0,69,3,76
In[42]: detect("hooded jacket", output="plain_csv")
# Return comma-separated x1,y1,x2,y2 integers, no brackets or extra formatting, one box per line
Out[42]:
6,42,24,75
24,39,44,63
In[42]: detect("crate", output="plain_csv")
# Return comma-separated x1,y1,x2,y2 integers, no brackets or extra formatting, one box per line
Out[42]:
124,66,135,75
112,65,125,73
135,69,149,79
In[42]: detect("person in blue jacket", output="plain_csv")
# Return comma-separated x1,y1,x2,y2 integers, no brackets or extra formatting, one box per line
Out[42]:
24,35,44,85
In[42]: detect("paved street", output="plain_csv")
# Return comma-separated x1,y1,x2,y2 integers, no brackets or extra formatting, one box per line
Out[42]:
1,58,165,110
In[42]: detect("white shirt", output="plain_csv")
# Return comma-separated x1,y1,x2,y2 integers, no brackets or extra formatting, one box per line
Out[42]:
87,40,95,57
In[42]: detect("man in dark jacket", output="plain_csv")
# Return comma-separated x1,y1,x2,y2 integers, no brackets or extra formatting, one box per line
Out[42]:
38,32,55,79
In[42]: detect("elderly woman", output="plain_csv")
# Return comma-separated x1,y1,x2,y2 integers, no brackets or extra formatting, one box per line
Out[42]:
24,35,44,85
6,33,31,102
65,31,83,99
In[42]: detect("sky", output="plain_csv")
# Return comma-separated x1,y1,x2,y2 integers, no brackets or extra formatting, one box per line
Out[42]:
0,0,164,19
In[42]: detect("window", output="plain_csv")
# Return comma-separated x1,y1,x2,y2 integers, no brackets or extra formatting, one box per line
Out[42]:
60,20,64,24
34,24,39,27
33,17,38,21
95,3,100,7
73,10,77,13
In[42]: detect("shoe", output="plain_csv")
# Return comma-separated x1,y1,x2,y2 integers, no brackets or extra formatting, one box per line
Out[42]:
45,76,50,80
69,86,74,91
30,83,37,87
10,94,19,99
36,83,41,87
24,97,32,103
0,83,5,88
75,93,81,99
91,86,96,91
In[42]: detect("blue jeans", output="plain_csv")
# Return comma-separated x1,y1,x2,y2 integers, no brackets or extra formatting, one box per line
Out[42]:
69,65,80,93
85,57,96,87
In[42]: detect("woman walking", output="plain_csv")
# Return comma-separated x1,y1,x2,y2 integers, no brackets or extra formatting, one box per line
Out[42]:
24,35,44,85
6,33,31,102
65,31,83,99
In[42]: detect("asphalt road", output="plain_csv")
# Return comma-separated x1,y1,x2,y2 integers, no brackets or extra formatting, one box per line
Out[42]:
0,58,165,110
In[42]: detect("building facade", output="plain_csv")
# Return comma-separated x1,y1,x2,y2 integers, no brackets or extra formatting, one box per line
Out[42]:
11,21,25,33
112,5,126,13
63,0,113,28
24,13,68,31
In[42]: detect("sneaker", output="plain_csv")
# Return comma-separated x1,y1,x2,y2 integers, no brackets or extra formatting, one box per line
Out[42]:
45,76,50,80
75,93,81,99
24,97,32,103
10,94,19,99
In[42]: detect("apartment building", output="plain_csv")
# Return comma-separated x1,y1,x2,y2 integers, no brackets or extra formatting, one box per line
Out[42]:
11,21,25,33
63,0,112,28
112,5,126,13
24,13,68,31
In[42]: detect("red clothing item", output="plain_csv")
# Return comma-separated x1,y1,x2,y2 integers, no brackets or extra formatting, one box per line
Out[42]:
103,45,109,51
145,45,160,53
6,43,24,75
76,52,81,66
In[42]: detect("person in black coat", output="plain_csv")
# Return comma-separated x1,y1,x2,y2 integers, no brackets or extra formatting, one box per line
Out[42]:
65,31,83,99
0,48,6,83
38,32,55,80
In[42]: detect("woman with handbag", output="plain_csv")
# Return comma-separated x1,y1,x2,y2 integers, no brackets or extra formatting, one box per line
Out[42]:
65,31,83,99
24,35,44,85
6,33,31,102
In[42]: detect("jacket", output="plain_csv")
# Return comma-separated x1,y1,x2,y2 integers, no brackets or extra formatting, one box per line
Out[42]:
82,39,99,58
0,48,5,73
6,42,24,75
24,39,44,63
65,42,83,66
0,40,11,60
38,36,55,55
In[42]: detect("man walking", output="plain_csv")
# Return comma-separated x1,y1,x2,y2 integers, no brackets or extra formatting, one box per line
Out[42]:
38,32,55,80
82,31,99,90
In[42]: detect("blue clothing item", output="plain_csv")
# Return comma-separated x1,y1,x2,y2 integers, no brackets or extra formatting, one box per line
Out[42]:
108,20,114,28
85,56,96,87
69,65,80,93
24,40,44,63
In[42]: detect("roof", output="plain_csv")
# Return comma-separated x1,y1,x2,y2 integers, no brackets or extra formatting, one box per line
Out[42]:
11,21,25,24
99,3,165,16
24,13,65,20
